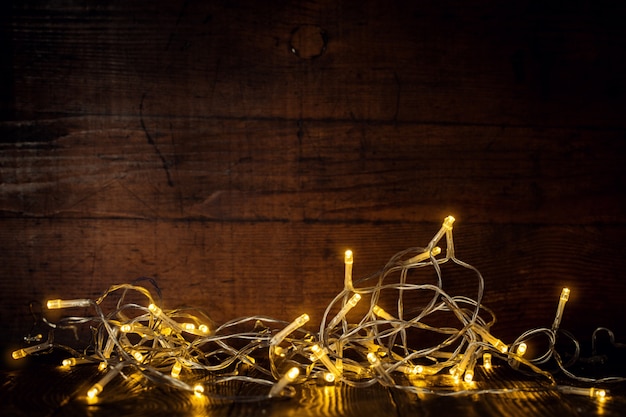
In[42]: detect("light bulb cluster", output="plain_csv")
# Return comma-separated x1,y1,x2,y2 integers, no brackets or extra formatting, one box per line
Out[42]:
12,216,623,403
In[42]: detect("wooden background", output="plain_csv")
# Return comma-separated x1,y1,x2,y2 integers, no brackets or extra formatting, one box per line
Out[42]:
1,0,626,354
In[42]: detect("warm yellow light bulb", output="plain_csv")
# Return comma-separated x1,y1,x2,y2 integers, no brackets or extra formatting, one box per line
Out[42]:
87,384,102,399
120,324,132,333
11,342,51,360
344,250,354,291
372,305,395,321
367,352,380,365
464,368,474,383
443,215,455,229
428,215,456,248
552,287,571,331
367,352,394,385
557,385,609,401
268,367,300,397
193,384,204,397
517,342,527,356
483,353,492,370
171,361,182,378
405,246,442,264
12,349,27,360
344,250,353,265
327,293,362,329
46,298,91,309
132,351,144,362
270,313,310,346
323,372,336,383
198,324,210,334
472,325,508,353
310,344,341,378
85,362,125,399
61,357,90,367
182,323,196,332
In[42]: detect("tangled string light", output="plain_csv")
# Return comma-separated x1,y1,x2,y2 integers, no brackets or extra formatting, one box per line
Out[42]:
12,216,625,403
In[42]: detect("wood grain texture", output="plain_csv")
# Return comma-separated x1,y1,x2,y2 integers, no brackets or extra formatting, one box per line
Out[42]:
6,0,626,126
1,117,624,224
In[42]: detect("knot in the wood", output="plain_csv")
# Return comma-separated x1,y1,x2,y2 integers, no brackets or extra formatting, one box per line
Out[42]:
289,25,327,59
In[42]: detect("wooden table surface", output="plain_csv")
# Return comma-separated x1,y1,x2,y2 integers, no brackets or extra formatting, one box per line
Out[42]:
2,354,625,417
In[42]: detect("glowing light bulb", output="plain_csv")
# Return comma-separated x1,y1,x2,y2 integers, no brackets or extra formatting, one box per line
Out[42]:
517,342,527,356
182,323,196,332
372,305,395,321
171,361,182,378
47,299,91,309
270,313,310,346
471,325,508,353
148,303,184,333
11,342,51,360
87,384,102,399
453,343,478,380
552,287,570,332
428,215,456,248
557,385,608,401
268,367,300,397
367,352,395,385
198,324,210,334
193,384,205,397
464,368,474,383
310,344,341,378
148,303,162,315
323,372,336,383
483,353,492,370
132,351,144,362
86,362,124,399
120,324,132,333
61,357,92,367
405,246,442,264
327,293,362,329
344,250,354,290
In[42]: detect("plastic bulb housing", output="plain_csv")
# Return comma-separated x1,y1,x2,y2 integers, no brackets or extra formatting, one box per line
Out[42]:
405,246,442,264
270,313,310,346
344,250,354,290
558,385,608,401
310,344,341,378
472,325,508,353
483,353,492,370
47,299,91,309
269,367,300,397
193,384,204,397
12,343,51,360
86,362,124,399
171,361,182,378
327,293,362,329
372,305,396,321
552,288,570,332
428,215,455,248
367,352,395,385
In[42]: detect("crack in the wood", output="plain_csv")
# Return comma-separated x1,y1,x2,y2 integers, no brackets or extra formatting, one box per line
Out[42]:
139,93,174,187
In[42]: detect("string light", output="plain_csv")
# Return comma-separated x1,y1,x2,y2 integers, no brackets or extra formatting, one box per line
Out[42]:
10,216,623,403
269,367,300,397
270,313,310,346
552,287,570,332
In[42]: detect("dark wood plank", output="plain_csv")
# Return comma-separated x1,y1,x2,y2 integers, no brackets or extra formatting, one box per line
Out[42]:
1,118,624,224
5,1,626,127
